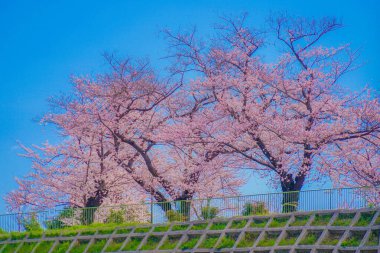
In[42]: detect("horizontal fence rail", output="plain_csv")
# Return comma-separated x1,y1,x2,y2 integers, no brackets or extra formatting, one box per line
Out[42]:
0,187,378,232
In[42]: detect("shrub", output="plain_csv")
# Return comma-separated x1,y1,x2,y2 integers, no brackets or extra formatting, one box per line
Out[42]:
22,213,42,231
166,210,185,222
107,209,125,224
201,206,219,220
45,208,75,229
242,201,269,216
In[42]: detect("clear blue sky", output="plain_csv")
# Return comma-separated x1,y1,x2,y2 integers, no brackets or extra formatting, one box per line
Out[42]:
0,0,379,212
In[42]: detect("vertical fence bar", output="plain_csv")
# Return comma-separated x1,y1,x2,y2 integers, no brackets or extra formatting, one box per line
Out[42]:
150,197,153,224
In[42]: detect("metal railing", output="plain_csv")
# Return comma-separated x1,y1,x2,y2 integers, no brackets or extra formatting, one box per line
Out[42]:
0,187,378,232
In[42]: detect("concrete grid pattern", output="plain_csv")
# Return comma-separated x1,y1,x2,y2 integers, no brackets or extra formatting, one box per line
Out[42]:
0,208,379,253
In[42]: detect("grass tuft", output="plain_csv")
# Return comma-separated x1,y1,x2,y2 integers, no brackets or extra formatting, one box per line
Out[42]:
0,234,10,241
133,227,151,233
190,223,208,230
10,232,27,240
278,231,301,246
44,230,61,237
159,235,181,250
355,212,375,226
199,234,220,248
70,240,90,253
104,237,126,252
18,242,38,253
122,237,143,251
341,231,365,247
366,230,379,246
97,228,115,235
2,243,20,253
80,229,97,236
34,241,55,253
180,235,201,250
257,232,280,247
153,225,170,232
278,237,297,246
216,233,238,249
210,222,227,230
299,231,321,245
116,228,131,234
291,216,310,226
140,235,162,250
52,222,139,232
375,215,380,225
171,224,188,231
60,230,78,237
250,218,269,228
332,213,355,226
321,231,343,245
52,240,71,253
230,219,248,229
237,232,259,248
269,217,289,228
86,239,107,253
311,214,332,226
28,231,43,239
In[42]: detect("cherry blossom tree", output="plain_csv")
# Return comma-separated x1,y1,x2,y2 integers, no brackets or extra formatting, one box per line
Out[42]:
6,129,155,225
323,134,380,203
69,56,244,216
7,14,379,217
165,15,380,211
6,135,144,212
7,56,244,220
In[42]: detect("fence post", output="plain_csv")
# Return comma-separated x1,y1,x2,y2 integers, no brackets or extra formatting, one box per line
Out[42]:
150,196,153,224
329,189,332,210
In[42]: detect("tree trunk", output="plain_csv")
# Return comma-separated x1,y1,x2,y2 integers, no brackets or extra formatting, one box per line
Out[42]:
81,205,97,225
81,180,109,225
281,175,303,213
175,191,193,221
178,200,191,221
281,190,300,213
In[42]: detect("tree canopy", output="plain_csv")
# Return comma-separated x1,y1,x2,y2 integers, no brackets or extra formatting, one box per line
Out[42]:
7,14,379,212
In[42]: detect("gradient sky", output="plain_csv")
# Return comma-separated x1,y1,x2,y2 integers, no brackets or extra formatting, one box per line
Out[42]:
0,0,379,212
